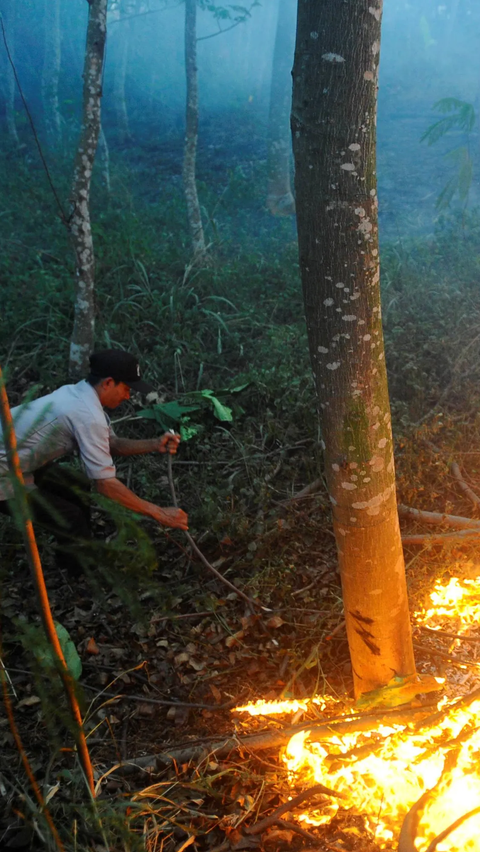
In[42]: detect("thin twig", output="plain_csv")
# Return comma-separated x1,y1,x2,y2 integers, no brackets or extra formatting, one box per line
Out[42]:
166,454,265,611
418,625,480,643
82,683,235,710
413,642,479,668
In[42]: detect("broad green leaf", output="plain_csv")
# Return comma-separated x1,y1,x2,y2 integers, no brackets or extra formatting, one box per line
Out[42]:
34,622,82,681
210,397,233,421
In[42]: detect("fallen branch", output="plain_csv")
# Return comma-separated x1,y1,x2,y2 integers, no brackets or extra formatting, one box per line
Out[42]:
112,705,436,776
398,789,432,852
274,818,318,842
402,529,480,545
399,746,461,852
245,784,345,835
424,805,480,852
450,461,480,508
398,504,480,530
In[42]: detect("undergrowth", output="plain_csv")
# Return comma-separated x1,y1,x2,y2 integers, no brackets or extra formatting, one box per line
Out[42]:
3,120,480,850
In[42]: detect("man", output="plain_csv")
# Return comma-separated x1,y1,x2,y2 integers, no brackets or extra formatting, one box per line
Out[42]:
0,349,188,576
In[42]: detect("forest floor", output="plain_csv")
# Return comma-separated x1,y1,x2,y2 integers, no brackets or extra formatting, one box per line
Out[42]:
3,104,480,850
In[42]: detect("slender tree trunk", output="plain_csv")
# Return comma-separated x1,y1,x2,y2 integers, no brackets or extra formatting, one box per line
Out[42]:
291,0,416,698
1,0,19,146
42,0,62,147
183,0,207,263
69,0,107,378
266,0,296,217
113,14,131,143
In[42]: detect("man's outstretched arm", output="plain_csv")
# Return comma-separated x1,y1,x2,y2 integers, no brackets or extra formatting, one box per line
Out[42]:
95,477,188,530
109,432,180,457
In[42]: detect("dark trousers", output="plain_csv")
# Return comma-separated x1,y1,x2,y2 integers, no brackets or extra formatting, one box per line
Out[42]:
0,465,92,577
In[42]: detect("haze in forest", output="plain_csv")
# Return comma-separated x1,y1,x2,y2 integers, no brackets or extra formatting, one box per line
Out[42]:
1,0,480,240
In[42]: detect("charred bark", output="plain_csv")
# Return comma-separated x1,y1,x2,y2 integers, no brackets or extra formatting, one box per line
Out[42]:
266,0,296,217
183,0,208,263
69,0,107,378
291,0,415,696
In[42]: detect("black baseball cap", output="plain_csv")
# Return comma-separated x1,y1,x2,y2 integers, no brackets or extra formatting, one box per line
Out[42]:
89,350,154,394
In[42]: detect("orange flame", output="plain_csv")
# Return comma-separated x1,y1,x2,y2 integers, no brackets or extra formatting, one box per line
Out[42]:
236,564,480,848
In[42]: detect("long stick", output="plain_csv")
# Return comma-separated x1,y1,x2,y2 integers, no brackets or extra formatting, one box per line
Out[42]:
0,366,95,795
398,504,480,530
166,453,262,610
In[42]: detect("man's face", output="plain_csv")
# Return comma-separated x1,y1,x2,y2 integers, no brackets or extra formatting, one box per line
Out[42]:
101,379,131,408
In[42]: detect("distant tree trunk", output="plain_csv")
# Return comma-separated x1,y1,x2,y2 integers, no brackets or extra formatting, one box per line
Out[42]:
292,0,416,698
69,0,107,378
98,124,111,193
267,0,296,217
183,0,208,263
113,13,131,143
42,0,62,147
1,0,19,146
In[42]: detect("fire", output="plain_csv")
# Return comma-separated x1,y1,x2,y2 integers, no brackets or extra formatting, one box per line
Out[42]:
235,564,480,849
234,695,336,716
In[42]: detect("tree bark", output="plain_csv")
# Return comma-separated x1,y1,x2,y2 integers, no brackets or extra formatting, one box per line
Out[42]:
42,0,62,147
68,0,107,378
291,0,415,697
266,0,296,217
183,0,208,263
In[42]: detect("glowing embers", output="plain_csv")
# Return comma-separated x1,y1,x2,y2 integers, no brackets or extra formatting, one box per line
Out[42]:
284,700,480,849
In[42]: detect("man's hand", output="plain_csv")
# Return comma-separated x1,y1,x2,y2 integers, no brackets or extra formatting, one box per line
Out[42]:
152,506,189,530
158,432,181,454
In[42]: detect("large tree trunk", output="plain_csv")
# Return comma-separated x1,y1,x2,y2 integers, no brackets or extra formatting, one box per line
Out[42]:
42,0,62,147
69,0,107,378
183,0,207,264
266,0,296,217
1,0,19,146
291,0,416,698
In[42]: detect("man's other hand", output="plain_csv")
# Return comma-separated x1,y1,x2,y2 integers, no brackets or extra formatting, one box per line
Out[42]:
154,506,188,530
158,432,181,454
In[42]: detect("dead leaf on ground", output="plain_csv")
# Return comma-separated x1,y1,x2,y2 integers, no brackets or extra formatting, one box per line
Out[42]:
86,637,99,655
